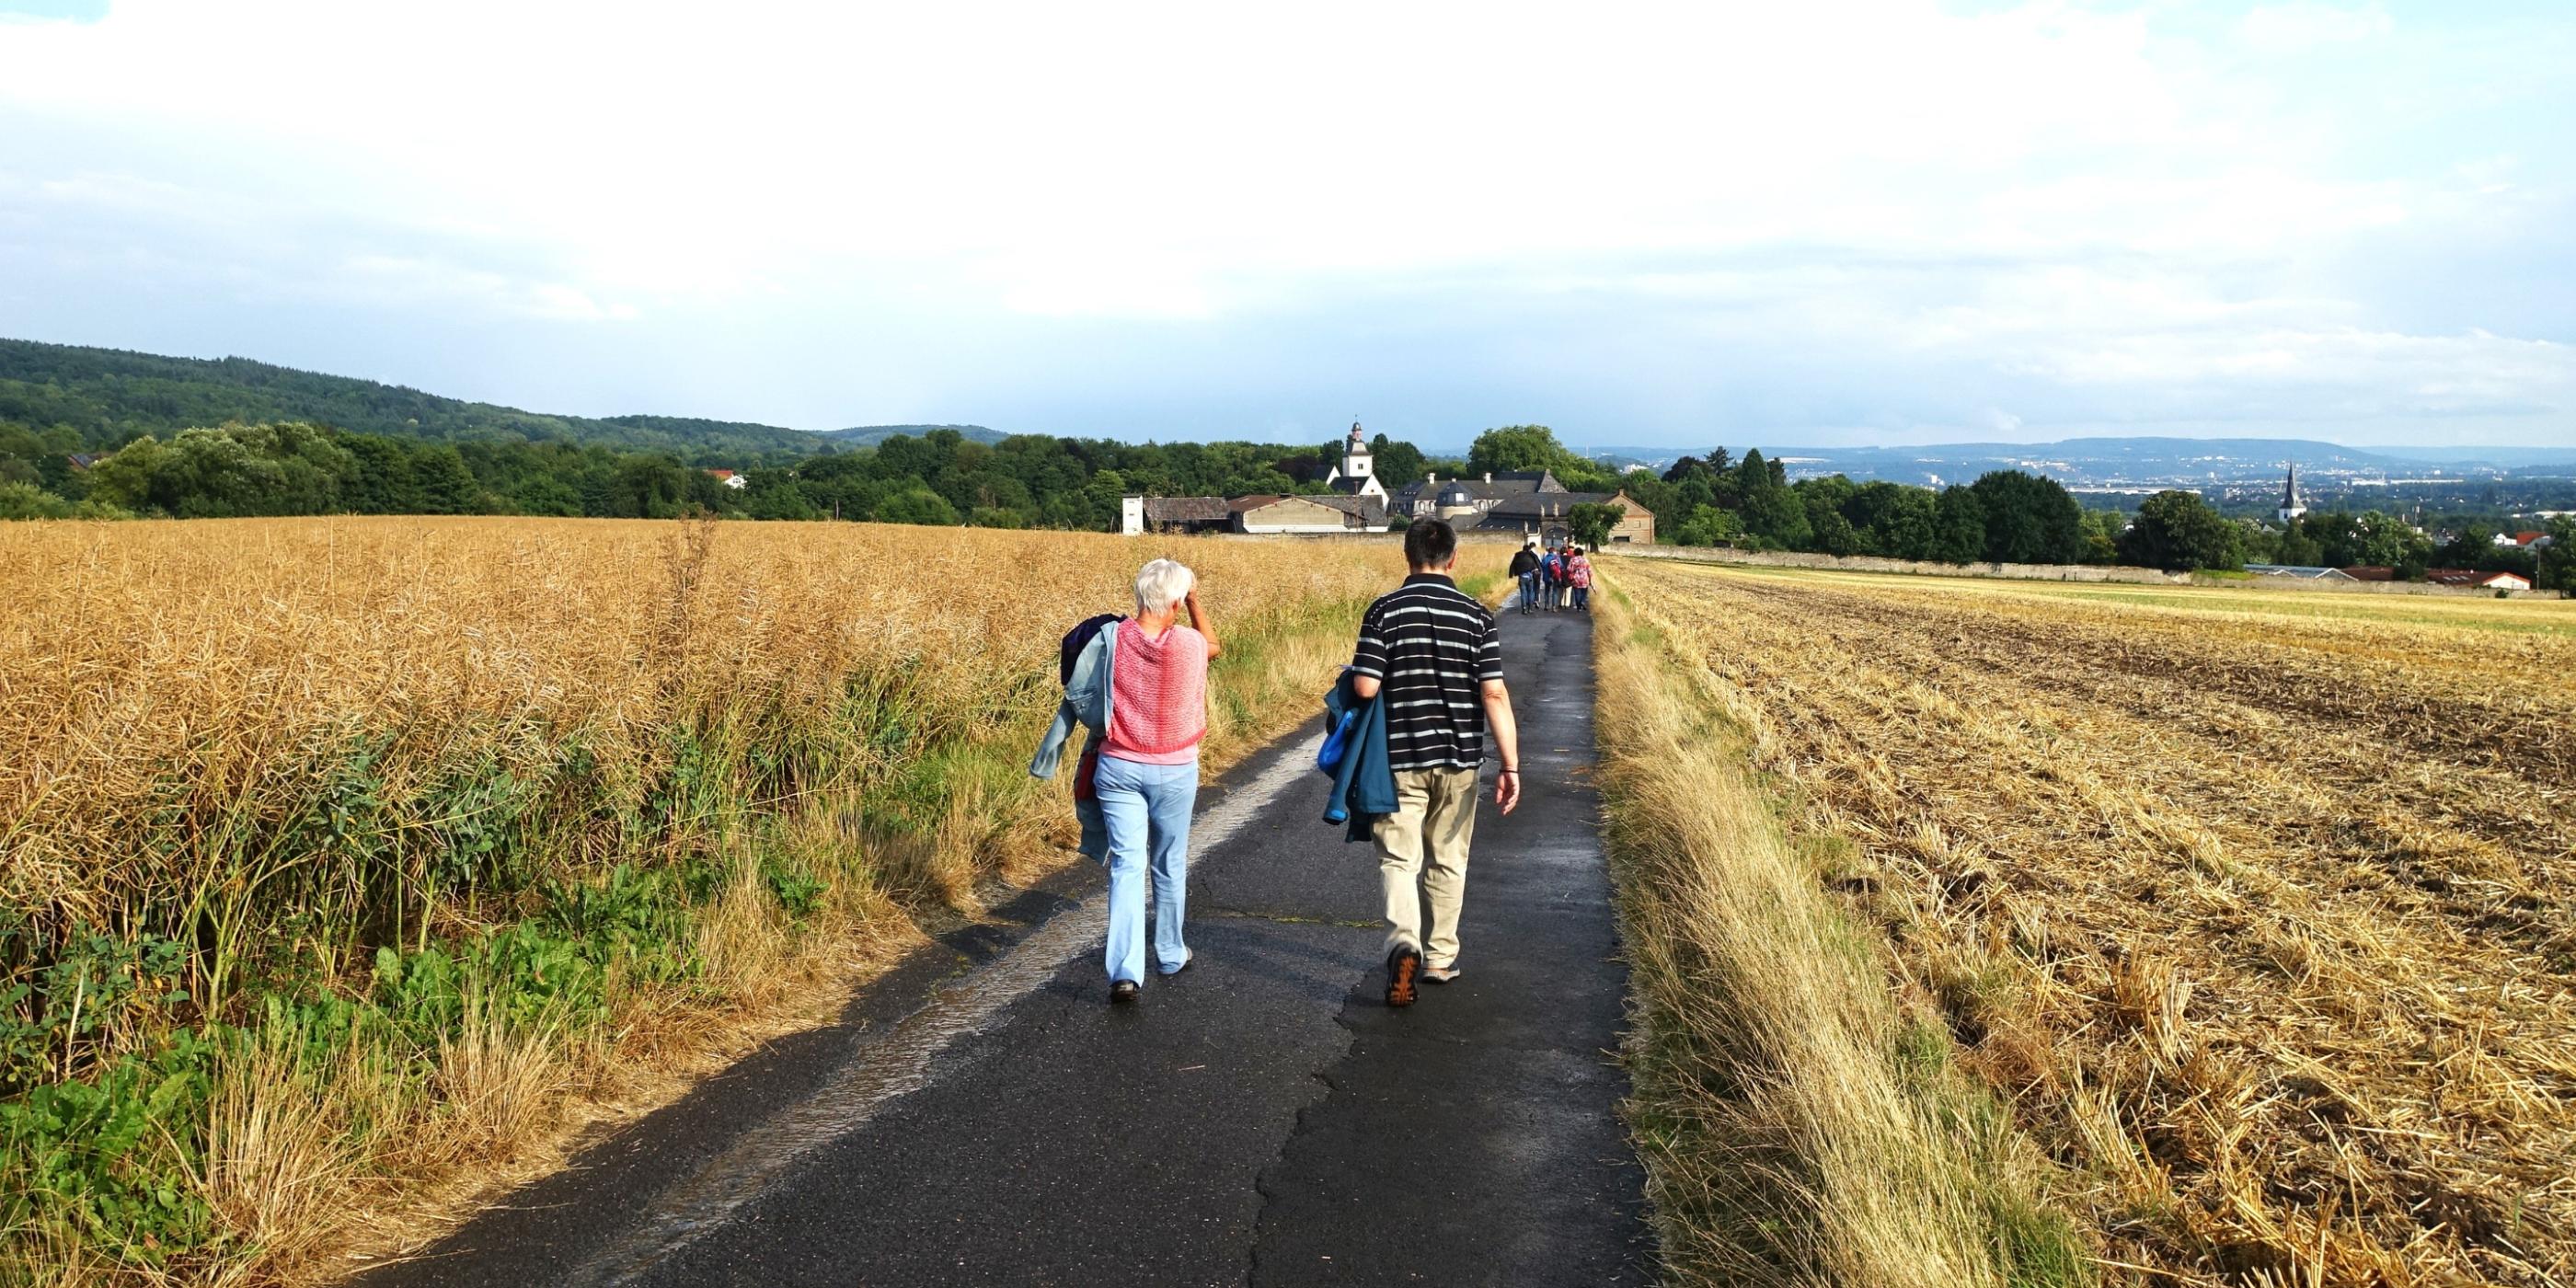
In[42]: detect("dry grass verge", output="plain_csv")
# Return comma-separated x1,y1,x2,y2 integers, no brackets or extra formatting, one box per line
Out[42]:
0,517,1498,1286
1592,577,2089,1288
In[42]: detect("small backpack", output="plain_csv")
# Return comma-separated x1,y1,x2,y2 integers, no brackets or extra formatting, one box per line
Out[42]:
1060,613,1125,685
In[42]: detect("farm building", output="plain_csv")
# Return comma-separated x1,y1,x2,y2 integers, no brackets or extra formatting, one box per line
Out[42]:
704,469,746,490
1229,494,1391,534
2491,530,2554,549
1388,469,1568,521
2245,564,2359,581
2426,569,2533,592
1121,492,1387,535
1475,489,1656,546
1118,421,1395,535
2339,566,2398,581
1126,496,1233,535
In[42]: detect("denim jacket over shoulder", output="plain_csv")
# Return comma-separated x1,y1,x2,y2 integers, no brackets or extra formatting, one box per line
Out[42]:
1321,668,1397,844
1030,621,1117,780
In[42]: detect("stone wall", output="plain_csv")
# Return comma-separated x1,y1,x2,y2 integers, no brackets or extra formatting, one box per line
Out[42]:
2189,574,2564,601
1605,545,2190,585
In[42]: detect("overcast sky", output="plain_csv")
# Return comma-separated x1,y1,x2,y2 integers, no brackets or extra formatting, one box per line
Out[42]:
2,1,2570,448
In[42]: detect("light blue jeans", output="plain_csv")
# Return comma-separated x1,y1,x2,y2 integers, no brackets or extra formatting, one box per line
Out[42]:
1094,753,1199,984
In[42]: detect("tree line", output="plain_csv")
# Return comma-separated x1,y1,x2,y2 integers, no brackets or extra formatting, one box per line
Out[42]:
1615,444,2110,566
9,413,2570,592
0,420,1430,526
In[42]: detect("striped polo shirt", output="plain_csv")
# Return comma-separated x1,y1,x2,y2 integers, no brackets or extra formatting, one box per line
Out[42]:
1349,573,1505,771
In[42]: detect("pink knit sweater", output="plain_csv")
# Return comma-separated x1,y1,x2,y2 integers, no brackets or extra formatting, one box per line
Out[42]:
1104,621,1208,765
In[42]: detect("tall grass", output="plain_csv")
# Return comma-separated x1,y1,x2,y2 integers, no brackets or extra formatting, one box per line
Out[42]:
1590,580,2088,1288
0,517,1483,1285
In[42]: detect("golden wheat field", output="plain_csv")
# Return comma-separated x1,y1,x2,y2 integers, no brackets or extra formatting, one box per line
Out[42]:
1614,559,2576,1287
0,516,1475,1286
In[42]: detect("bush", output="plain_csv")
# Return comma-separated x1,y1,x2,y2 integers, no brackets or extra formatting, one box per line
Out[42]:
875,487,960,526
0,481,73,520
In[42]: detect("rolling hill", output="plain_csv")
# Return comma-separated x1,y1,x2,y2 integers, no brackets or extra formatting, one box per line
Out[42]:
0,338,834,460
818,424,1008,448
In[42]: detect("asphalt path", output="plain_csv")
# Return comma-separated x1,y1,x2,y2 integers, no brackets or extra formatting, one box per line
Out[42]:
364,605,1647,1287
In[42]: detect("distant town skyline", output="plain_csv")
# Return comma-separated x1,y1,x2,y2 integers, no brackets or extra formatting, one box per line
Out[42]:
3,1,2570,448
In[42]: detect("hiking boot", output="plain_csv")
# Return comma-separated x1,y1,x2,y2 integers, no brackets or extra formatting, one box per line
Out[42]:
1110,980,1141,1006
1386,946,1421,1008
1422,963,1462,984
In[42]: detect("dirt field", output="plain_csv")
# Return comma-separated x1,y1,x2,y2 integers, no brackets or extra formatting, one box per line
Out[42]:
1612,560,2576,1286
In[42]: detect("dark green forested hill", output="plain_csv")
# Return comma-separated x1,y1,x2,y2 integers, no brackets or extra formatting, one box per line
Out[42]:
0,338,824,460
821,424,1007,447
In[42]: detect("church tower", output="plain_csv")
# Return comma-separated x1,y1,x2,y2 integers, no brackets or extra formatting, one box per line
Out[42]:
1326,420,1387,500
2277,463,2306,525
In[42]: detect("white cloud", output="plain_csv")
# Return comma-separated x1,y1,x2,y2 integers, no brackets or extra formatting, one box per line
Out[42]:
2238,3,2394,53
0,0,2567,443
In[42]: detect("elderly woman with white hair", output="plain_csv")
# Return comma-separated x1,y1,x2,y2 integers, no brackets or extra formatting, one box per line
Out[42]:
1097,558,1223,1004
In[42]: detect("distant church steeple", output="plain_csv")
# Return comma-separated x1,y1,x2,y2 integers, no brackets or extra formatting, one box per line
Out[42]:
1326,419,1386,500
2277,463,2307,524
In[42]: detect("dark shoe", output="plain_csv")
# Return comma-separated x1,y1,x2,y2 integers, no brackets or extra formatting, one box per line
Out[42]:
1386,947,1421,1008
1110,980,1140,1005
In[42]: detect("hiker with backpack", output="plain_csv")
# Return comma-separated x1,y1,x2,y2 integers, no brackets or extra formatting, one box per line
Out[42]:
1029,558,1222,1005
1509,542,1541,615
1536,546,1561,613
1566,546,1593,612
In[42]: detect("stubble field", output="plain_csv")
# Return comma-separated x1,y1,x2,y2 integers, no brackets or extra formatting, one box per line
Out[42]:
0,516,1481,1286
1608,560,2573,1286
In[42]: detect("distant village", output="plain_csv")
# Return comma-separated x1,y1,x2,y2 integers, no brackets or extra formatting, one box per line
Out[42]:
1115,421,1655,547
2244,465,2553,592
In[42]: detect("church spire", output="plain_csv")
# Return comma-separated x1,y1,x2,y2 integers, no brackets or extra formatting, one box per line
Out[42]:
2277,463,2306,524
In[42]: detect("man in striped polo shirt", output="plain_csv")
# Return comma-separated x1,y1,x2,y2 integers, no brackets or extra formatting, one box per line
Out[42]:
1348,517,1523,1007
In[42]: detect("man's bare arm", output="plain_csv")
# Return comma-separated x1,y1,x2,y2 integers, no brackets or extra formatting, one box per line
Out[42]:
1482,678,1520,814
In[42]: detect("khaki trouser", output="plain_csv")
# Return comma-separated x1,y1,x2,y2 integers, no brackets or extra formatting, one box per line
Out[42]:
1373,765,1480,968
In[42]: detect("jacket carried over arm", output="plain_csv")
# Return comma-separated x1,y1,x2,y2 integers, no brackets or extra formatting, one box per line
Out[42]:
1029,623,1119,862
1319,668,1397,844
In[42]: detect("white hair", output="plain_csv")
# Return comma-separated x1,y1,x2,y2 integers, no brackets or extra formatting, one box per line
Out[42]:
1133,558,1196,616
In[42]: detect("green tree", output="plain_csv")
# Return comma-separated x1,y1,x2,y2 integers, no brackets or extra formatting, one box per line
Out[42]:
2117,490,2243,571
0,480,74,519
1368,434,1427,488
1567,501,1624,548
1466,425,1590,479
2271,519,2325,567
1739,483,1811,549
1673,505,1745,546
1968,470,2084,564
875,487,960,526
2078,509,2125,564
411,445,485,514
1855,485,1940,560
2537,518,2576,592
2307,511,2432,570
1931,487,1986,563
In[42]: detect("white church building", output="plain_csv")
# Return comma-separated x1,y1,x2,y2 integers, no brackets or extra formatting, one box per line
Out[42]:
1119,421,1391,535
